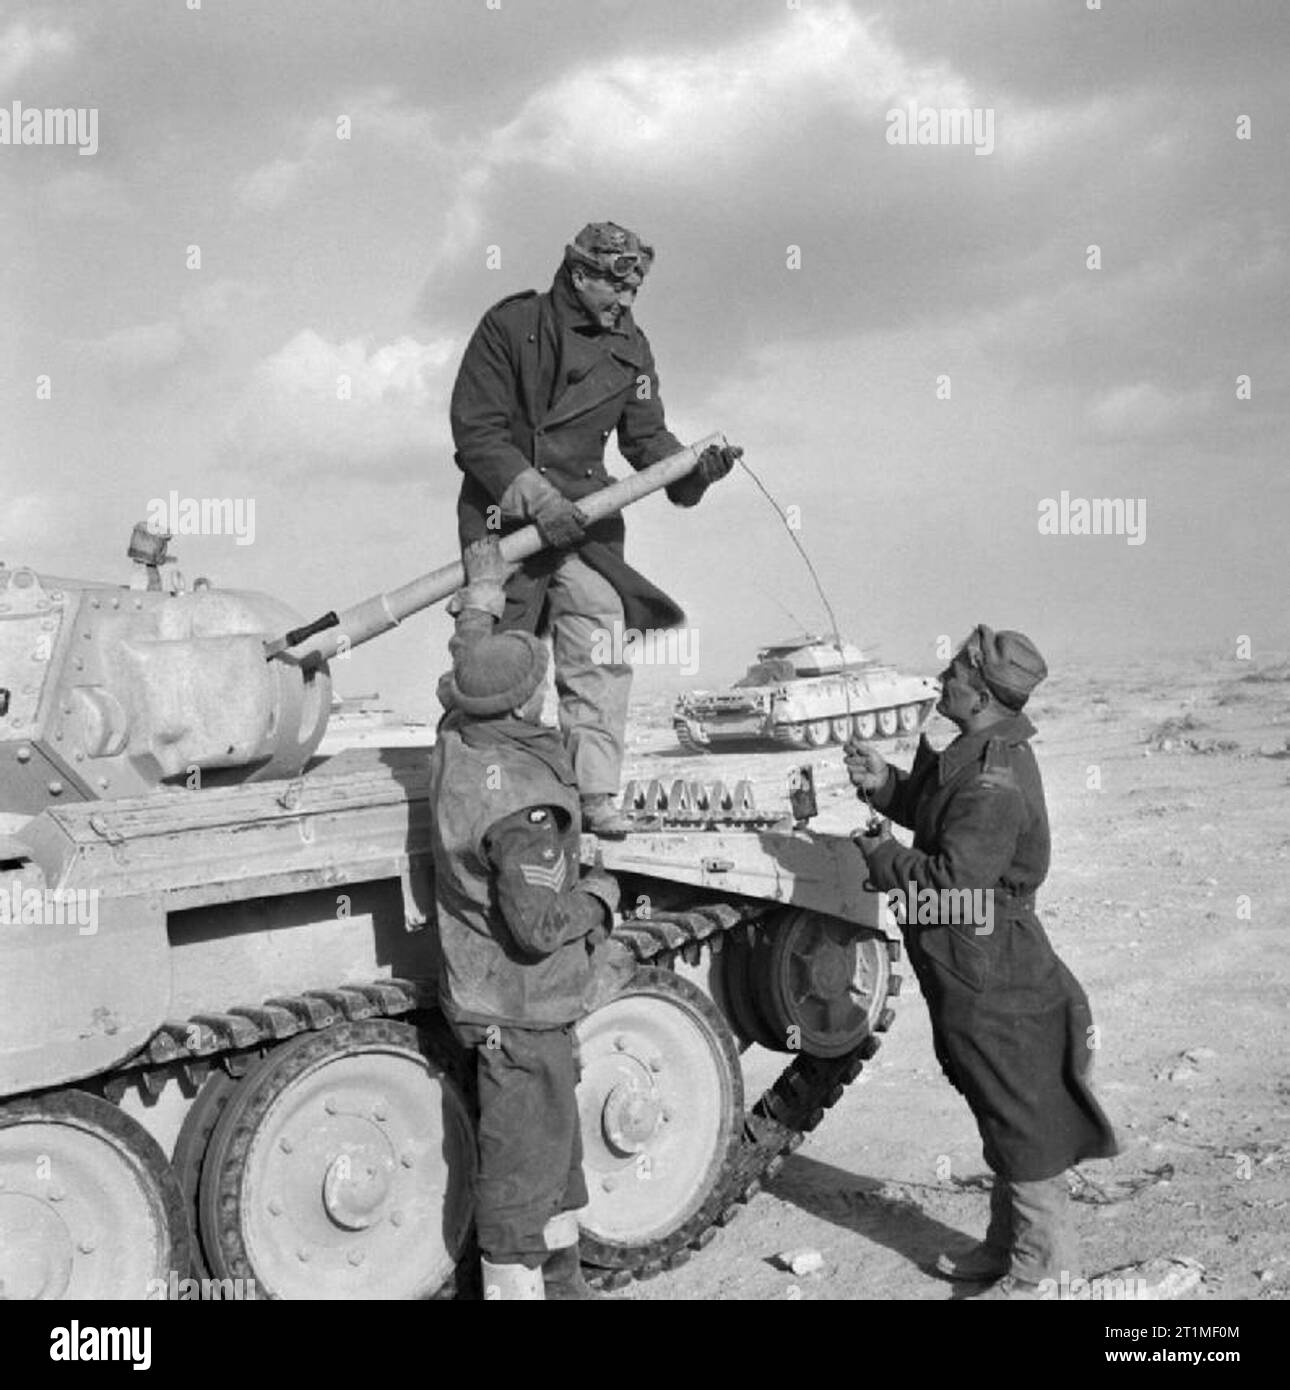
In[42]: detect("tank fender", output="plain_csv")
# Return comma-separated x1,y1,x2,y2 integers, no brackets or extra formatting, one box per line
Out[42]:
0,882,168,1097
588,828,886,931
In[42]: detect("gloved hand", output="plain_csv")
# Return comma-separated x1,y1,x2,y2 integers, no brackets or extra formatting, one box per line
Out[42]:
695,442,743,487
531,489,589,549
446,536,512,618
844,738,889,793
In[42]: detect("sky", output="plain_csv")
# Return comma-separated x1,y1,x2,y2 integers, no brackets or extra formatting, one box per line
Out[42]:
2,0,1286,719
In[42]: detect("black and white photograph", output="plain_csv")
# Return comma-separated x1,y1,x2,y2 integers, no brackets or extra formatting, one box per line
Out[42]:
0,0,1284,1352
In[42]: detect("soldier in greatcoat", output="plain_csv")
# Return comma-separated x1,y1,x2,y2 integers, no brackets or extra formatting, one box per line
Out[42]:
449,221,740,836
847,625,1119,1299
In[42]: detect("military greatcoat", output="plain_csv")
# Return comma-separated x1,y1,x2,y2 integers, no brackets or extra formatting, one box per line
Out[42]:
449,269,700,636
863,712,1119,1181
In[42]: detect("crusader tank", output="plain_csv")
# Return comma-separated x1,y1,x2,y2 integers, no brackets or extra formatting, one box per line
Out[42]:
673,636,940,753
0,442,899,1300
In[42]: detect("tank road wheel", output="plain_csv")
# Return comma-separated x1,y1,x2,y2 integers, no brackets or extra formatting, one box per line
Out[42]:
0,1090,192,1300
852,710,878,740
898,703,921,733
829,715,851,743
776,723,808,749
877,708,900,738
803,718,832,749
198,1020,475,1299
576,969,743,1271
748,909,892,1058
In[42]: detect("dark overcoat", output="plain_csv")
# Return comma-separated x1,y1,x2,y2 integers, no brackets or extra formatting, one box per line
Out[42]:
864,712,1119,1181
449,272,697,635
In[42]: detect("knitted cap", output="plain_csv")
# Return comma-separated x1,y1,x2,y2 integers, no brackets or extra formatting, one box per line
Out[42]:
444,633,549,717
964,625,1048,709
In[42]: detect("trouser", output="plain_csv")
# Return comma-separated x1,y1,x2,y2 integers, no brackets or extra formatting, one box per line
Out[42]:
986,1172,1075,1286
452,1020,588,1268
543,553,631,796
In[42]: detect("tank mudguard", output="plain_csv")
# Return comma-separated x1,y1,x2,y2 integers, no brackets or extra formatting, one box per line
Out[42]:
0,885,168,1097
592,827,885,931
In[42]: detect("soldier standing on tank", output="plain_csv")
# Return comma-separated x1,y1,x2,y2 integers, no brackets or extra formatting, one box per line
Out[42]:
428,536,622,1300
846,626,1119,1299
449,221,742,838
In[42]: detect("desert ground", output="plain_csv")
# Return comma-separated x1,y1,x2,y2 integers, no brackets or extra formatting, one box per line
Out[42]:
607,652,1290,1302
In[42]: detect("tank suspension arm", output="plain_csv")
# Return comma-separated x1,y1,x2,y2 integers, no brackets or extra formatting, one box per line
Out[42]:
265,432,727,665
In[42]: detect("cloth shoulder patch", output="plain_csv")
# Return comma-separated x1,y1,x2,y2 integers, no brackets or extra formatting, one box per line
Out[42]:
518,856,568,892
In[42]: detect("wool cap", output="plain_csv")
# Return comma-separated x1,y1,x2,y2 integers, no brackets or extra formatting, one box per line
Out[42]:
444,632,549,717
963,624,1048,709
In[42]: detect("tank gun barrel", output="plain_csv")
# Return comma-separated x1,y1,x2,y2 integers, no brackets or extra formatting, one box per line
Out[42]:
265,433,727,666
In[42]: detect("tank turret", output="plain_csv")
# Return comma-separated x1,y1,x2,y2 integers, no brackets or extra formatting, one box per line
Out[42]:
0,543,331,812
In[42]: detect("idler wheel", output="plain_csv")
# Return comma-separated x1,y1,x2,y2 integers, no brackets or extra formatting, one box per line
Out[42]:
747,910,892,1058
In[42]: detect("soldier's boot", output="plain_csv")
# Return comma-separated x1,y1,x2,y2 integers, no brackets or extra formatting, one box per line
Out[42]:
480,1259,545,1301
542,1245,605,1301
934,1173,1011,1283
580,793,631,839
966,1173,1072,1302
934,1243,1011,1283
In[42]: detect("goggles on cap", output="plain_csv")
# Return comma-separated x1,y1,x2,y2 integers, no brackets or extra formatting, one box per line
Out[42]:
566,242,654,283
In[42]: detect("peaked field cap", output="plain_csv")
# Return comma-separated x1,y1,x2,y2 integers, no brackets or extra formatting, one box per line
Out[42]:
965,625,1048,707
446,632,549,717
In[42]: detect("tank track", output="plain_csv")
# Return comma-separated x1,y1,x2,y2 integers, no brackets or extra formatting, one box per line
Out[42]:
101,979,434,1103
582,899,899,1291
94,910,896,1297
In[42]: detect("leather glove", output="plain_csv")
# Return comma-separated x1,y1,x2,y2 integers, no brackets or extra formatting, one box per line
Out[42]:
695,442,743,487
531,489,589,549
844,738,889,793
447,536,511,618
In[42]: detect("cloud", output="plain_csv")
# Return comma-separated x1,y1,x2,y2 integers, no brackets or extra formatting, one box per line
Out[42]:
417,1,1093,292
0,18,73,87
233,90,444,210
224,330,458,470
233,157,307,212
1085,382,1208,442
37,168,134,220
67,281,261,376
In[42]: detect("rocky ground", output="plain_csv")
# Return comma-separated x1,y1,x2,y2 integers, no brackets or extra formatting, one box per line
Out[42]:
611,653,1290,1302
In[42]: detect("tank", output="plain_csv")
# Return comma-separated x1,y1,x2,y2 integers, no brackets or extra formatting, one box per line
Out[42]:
0,467,899,1300
673,635,940,753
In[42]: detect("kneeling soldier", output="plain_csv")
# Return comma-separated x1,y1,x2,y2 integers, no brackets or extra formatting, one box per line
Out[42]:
428,537,620,1299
